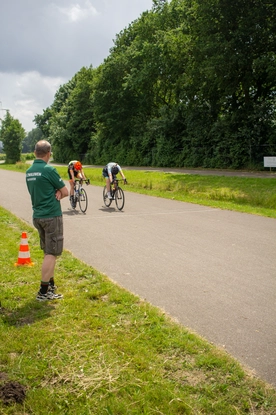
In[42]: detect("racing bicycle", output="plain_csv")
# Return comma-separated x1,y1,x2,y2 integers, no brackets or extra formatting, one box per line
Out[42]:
103,177,126,211
70,178,90,213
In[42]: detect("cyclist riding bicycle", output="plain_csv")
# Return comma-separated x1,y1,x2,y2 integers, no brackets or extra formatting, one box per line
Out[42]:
68,160,87,206
102,162,127,199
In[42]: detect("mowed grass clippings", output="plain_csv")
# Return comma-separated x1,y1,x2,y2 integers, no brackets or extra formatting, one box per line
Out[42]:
0,206,276,414
1,162,276,218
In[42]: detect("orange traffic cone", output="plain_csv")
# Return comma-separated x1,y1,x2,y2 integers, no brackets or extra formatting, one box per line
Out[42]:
14,232,34,266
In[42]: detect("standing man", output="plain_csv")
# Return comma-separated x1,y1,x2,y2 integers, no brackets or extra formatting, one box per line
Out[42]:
26,140,68,301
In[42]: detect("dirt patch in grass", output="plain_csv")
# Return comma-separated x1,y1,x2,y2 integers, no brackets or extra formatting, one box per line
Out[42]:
0,373,26,405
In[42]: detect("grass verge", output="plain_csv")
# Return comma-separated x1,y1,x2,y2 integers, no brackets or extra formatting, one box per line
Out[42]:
0,207,276,414
1,162,276,218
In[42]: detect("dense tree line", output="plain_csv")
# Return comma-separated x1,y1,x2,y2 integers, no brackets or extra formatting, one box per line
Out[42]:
34,0,276,169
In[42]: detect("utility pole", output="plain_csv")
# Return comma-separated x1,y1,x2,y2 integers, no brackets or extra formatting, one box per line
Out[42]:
0,101,9,128
0,101,9,113
0,102,9,151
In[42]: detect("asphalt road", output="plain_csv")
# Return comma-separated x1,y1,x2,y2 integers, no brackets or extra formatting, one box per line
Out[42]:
1,169,276,387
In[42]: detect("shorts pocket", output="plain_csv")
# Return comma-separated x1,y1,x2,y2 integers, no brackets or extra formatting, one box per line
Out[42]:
52,235,64,256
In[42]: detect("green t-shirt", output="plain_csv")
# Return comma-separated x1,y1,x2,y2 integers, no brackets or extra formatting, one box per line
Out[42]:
26,159,66,218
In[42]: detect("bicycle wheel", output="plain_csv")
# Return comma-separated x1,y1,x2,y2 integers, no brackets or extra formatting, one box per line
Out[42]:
115,187,125,210
78,188,88,213
103,186,112,207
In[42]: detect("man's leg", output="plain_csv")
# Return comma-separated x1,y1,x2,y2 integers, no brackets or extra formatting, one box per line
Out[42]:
41,254,56,282
36,217,64,300
38,254,56,295
37,254,62,300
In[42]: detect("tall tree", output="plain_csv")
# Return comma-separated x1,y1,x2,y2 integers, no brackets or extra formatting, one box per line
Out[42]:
48,66,96,162
33,108,53,138
0,112,25,163
22,128,44,153
185,0,276,166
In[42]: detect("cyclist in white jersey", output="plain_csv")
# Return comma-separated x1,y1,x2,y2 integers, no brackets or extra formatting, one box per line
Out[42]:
102,162,127,199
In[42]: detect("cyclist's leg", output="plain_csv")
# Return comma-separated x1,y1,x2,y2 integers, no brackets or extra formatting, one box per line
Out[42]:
103,185,112,207
68,168,75,198
106,178,112,198
69,180,74,196
102,169,113,199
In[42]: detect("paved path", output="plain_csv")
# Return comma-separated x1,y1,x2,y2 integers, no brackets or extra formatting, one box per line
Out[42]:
1,169,275,387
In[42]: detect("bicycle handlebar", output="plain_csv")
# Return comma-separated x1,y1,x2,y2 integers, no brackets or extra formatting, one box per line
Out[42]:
111,178,127,184
74,178,90,185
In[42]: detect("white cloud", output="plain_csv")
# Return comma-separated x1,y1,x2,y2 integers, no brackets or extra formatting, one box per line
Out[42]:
0,0,153,133
57,1,99,22
0,71,66,132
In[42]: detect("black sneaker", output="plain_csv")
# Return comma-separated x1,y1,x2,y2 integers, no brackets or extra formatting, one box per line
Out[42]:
36,291,63,301
48,284,57,293
47,291,63,300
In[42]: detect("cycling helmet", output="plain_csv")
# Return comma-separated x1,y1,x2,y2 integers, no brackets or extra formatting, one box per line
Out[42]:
111,165,119,175
74,161,82,171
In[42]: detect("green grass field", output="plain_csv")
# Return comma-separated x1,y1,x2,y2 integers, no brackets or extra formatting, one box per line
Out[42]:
1,207,276,414
0,162,276,413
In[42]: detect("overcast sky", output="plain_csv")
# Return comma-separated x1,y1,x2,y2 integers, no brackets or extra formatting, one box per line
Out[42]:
0,0,154,133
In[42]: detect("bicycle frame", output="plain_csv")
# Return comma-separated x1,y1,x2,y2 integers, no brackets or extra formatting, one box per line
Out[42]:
70,178,89,213
74,179,83,198
111,178,119,195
